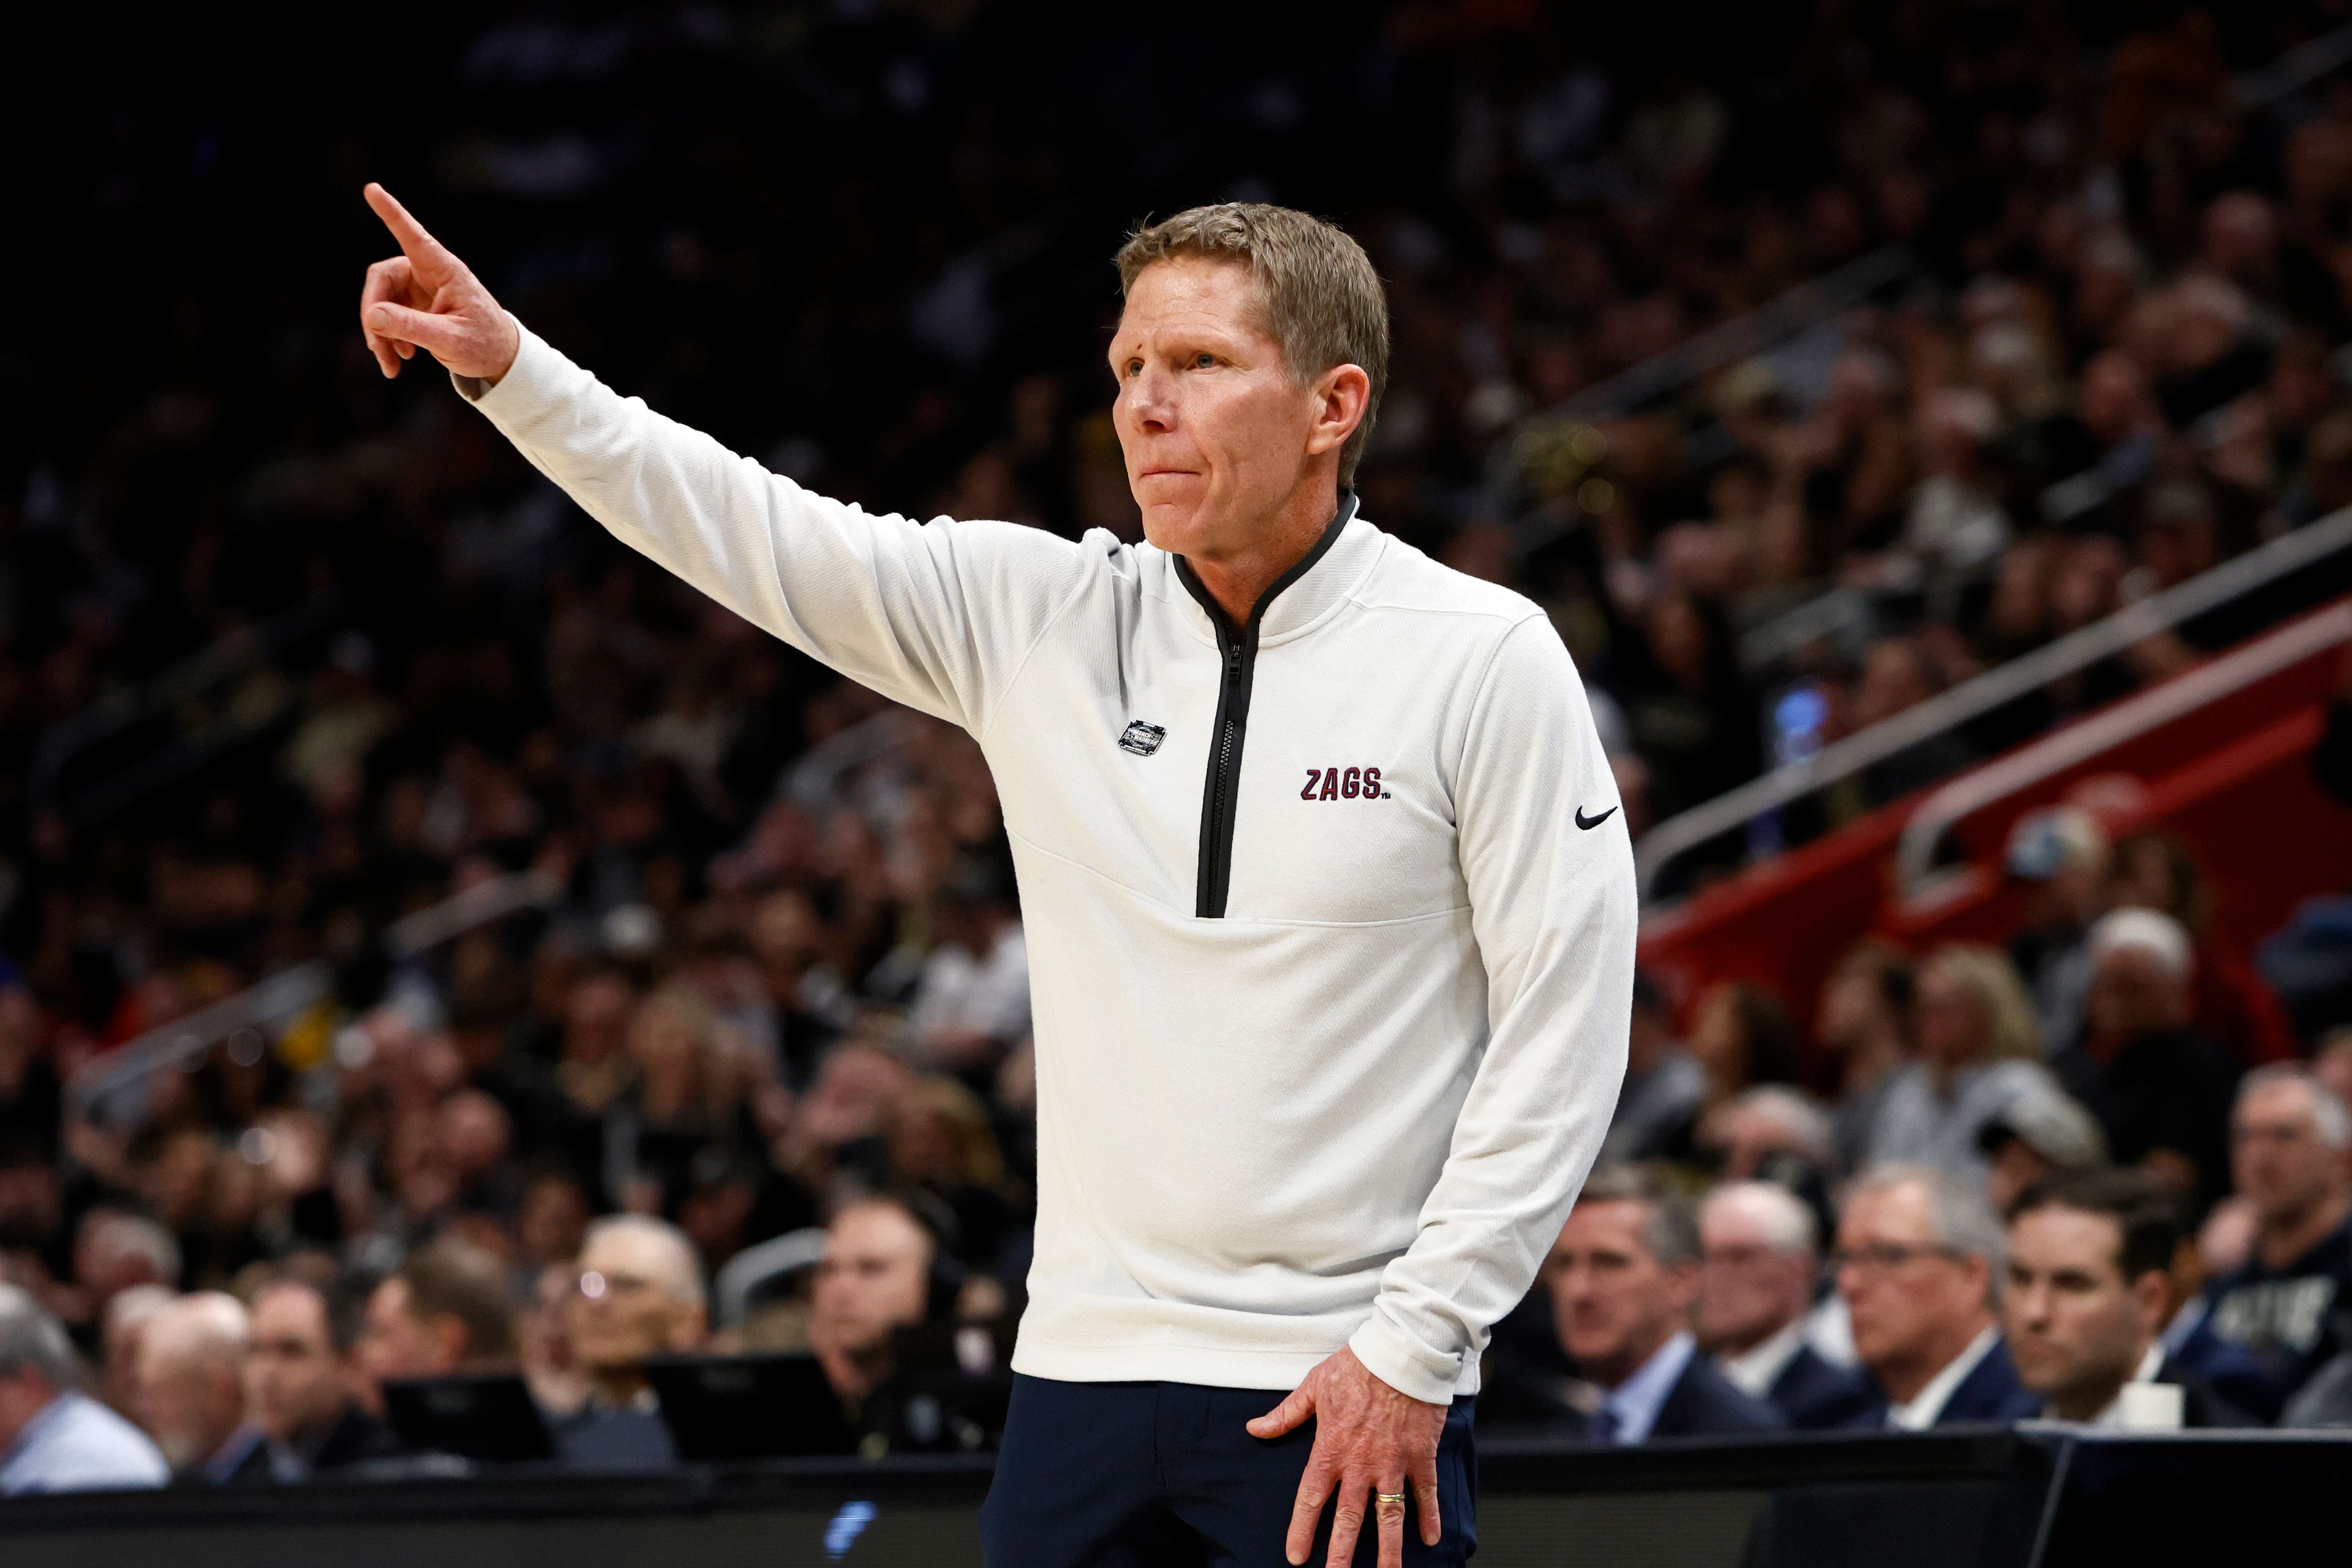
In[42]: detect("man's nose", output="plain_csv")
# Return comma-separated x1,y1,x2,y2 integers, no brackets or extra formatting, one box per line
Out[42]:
1123,368,1176,429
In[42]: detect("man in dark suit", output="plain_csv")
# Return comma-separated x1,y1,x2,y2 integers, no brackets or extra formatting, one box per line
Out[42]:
1698,1182,1874,1430
2004,1169,2252,1426
1492,1166,1782,1443
1836,1166,2040,1428
246,1278,402,1476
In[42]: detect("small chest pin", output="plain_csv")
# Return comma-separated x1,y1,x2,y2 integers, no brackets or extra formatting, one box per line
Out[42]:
1118,720,1166,756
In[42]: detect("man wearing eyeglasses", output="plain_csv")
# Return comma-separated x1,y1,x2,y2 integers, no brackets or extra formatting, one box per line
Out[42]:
1834,1166,2038,1428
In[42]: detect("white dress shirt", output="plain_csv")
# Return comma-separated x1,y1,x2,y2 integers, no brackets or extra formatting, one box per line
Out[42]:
1886,1327,1999,1430
1719,1316,1810,1401
1597,1331,1698,1446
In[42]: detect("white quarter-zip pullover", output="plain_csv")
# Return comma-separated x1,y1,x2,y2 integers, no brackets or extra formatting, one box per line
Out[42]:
459,323,1635,1404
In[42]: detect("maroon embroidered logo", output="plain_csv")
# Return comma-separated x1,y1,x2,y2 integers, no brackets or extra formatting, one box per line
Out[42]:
1299,767,1387,801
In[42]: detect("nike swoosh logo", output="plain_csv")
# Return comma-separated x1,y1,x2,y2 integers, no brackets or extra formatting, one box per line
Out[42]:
1575,805,1618,831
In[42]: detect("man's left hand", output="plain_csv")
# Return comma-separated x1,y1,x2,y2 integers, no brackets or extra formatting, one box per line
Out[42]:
1247,1345,1446,1568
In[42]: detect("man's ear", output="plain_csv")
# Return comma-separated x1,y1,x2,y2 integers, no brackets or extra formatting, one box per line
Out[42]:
2130,1268,2173,1340
430,1313,470,1370
1304,363,1371,461
1667,1257,1704,1314
672,1299,709,1352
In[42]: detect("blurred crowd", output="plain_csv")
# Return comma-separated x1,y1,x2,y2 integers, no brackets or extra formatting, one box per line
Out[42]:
1480,794,2352,1442
12,0,2352,1494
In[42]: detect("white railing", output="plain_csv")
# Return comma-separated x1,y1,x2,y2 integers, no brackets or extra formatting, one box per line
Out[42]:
1893,600,2352,902
66,869,564,1122
1633,507,2352,905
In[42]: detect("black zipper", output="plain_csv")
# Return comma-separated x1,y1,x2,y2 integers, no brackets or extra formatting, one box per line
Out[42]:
1175,492,1356,918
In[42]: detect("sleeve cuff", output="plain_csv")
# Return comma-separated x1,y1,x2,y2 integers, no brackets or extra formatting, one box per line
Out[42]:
449,314,554,413
1349,1308,1461,1406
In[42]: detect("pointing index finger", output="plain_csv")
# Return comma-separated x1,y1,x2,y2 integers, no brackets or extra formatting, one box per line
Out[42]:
364,182,452,268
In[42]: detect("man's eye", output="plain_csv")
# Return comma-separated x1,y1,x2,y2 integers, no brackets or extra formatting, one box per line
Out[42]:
1194,353,1215,368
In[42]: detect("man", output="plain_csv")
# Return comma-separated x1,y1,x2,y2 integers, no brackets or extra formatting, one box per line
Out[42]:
1697,1183,1872,1430
2050,908,2235,1201
355,1236,518,1387
0,1284,168,1494
556,1214,707,1471
1836,1166,2038,1428
2203,1066,2352,1415
1700,1087,1836,1183
2003,805,2109,1055
1503,1167,1782,1443
1817,943,1914,1174
2003,1170,2247,1427
809,1196,941,1409
361,185,1634,1568
1976,1085,2107,1213
245,1278,399,1476
810,1193,1002,1455
99,1283,176,1420
135,1292,281,1483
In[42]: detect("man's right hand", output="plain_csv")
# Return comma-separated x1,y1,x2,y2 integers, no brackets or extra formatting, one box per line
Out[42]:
358,183,520,384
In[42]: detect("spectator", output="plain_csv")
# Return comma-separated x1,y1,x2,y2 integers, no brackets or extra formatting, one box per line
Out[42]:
810,1194,946,1401
518,1262,590,1420
71,1209,183,1327
1698,1086,1836,1183
135,1292,277,1483
555,1215,707,1471
1686,981,1803,1120
1816,943,1915,1174
2003,807,2111,1056
1697,1182,1872,1430
1977,1086,2109,1213
905,852,1030,1072
1510,1166,1783,1442
885,1078,1025,1275
2052,909,2237,1202
2204,1066,2352,1417
1835,1166,2037,1428
1856,945,2058,1181
0,1284,168,1495
2105,830,2297,1068
98,1284,176,1421
2003,1170,2248,1427
244,1279,399,1476
355,1237,518,1387
1599,973,1706,1167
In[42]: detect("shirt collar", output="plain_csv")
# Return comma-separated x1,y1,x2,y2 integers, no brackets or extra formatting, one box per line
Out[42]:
1719,1316,1810,1400
1167,492,1379,646
2082,1343,2168,1427
2160,1294,2206,1355
0,1390,75,1475
1599,1330,1697,1446
198,1423,270,1485
1887,1326,1999,1430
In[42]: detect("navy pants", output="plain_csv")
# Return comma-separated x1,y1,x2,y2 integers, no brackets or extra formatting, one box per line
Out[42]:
979,1375,1477,1567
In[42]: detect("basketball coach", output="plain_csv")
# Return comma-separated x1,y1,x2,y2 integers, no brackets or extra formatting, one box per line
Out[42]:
358,185,1635,1567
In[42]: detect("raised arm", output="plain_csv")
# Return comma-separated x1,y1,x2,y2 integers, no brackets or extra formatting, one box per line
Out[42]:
355,184,1087,733
358,183,521,385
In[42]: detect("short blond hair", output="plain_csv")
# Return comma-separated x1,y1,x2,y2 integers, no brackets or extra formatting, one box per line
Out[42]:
1115,203,1389,486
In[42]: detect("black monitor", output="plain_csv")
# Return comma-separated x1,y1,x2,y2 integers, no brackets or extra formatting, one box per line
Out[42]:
642,1353,860,1463
382,1373,557,1464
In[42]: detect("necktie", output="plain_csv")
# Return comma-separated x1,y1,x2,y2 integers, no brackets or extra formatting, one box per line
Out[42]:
1587,1404,1621,1446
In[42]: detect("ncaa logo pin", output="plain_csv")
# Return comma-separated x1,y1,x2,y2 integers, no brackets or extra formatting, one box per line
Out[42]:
1118,720,1166,756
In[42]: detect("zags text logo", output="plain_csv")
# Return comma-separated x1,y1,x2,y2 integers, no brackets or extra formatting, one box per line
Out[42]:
1301,767,1388,801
